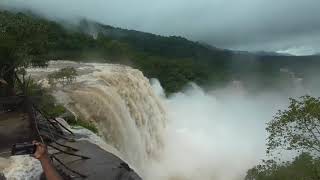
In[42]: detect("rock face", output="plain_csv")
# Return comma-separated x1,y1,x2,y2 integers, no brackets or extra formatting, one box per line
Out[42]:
1,123,143,180
0,95,143,179
53,140,142,180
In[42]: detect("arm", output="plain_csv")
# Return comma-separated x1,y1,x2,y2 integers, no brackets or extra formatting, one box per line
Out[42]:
33,141,63,180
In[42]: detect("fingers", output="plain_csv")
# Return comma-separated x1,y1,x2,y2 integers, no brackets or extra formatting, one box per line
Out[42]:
32,140,49,159
33,140,43,147
33,140,40,146
32,140,37,144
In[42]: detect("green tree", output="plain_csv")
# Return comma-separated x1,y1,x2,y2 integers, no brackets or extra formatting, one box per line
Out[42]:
0,11,49,95
245,95,320,180
48,67,78,87
245,153,320,180
266,95,320,155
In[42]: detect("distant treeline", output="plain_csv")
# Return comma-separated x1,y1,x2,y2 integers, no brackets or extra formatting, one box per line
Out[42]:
1,10,320,93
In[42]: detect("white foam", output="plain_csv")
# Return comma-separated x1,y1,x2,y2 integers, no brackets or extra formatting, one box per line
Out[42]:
2,156,42,180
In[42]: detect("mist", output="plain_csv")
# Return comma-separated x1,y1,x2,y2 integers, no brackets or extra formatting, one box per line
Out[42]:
146,77,319,180
1,0,320,54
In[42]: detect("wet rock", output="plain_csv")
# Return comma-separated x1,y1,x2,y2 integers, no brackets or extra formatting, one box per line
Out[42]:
53,140,142,180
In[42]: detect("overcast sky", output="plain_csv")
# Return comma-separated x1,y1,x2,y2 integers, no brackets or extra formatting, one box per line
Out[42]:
1,0,320,55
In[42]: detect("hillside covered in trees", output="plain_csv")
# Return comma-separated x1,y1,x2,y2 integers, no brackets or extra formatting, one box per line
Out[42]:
1,10,320,93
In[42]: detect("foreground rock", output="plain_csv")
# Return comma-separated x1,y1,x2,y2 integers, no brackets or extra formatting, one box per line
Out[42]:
53,140,142,180
0,96,143,180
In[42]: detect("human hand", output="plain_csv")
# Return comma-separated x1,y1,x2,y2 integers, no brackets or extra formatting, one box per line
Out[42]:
32,140,49,161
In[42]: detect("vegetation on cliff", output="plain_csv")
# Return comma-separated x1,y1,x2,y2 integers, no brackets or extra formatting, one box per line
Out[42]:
48,67,78,87
36,78,98,134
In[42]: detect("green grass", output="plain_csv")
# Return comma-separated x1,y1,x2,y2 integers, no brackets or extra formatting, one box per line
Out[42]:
36,90,98,134
66,117,99,134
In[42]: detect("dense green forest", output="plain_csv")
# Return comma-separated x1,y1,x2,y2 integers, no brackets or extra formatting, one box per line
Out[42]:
1,10,320,93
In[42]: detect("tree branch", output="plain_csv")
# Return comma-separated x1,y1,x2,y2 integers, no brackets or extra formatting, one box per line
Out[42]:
302,118,320,152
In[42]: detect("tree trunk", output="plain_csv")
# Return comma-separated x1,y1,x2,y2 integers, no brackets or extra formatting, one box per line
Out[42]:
3,67,16,96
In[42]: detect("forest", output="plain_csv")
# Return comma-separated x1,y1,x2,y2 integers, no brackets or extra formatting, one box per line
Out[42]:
1,10,320,94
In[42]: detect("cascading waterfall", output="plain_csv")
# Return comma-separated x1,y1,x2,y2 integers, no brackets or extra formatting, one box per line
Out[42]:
50,62,168,173
3,61,314,180
3,61,168,179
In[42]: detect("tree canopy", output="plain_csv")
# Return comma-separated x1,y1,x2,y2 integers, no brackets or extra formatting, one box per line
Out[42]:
0,11,49,95
267,95,320,155
246,153,320,180
48,67,78,87
246,96,320,180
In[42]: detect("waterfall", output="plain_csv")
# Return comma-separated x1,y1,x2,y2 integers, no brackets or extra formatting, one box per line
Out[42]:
5,61,312,180
48,62,168,173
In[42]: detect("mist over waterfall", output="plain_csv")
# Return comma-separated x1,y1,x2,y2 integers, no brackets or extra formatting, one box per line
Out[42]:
26,61,319,180
146,80,291,180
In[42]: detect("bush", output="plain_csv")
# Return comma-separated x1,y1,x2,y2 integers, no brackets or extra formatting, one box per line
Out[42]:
38,93,67,118
48,67,78,87
245,153,320,180
246,95,320,180
66,118,98,134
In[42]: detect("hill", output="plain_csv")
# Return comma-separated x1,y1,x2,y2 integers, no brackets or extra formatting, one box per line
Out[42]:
1,10,320,93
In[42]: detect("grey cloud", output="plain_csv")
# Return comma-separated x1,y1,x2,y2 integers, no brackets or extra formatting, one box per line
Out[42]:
1,0,320,54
